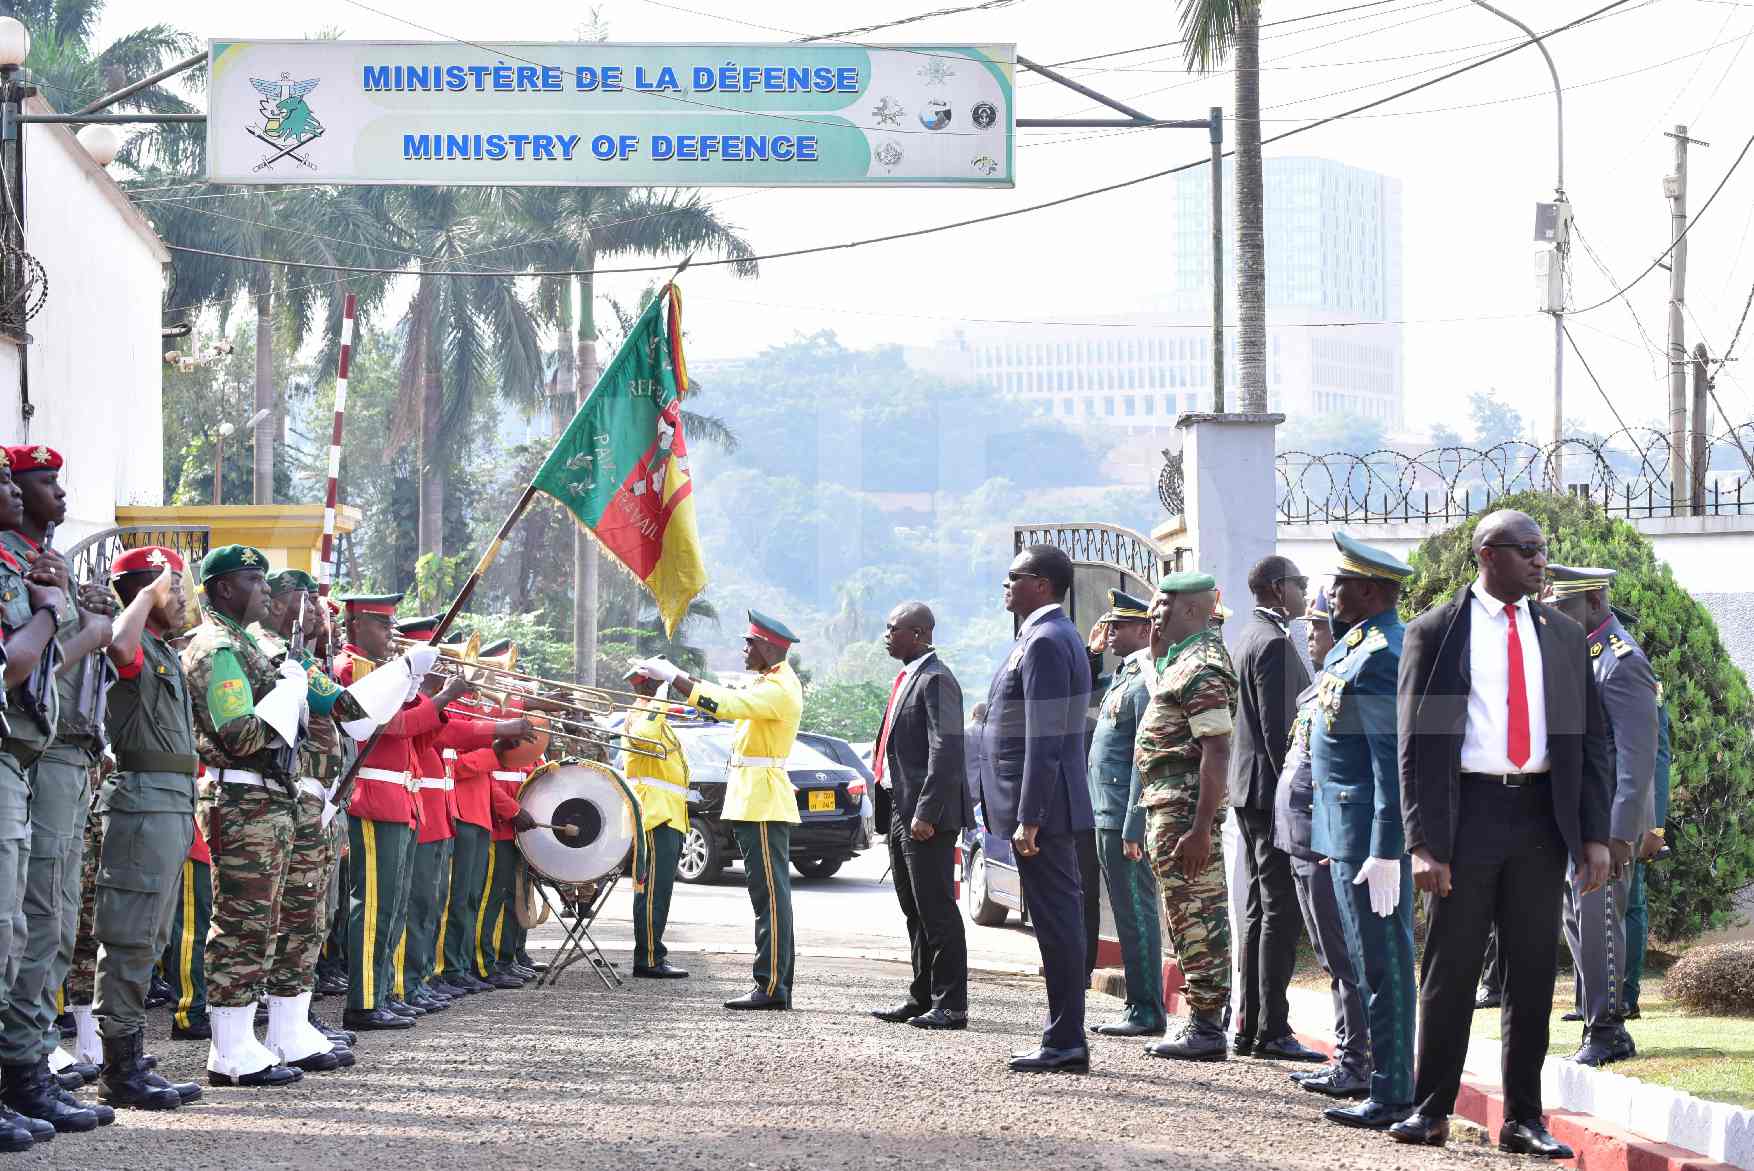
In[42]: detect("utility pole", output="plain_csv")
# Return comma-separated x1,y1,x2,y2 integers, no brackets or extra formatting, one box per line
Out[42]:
1210,107,1224,412
1691,341,1709,513
1665,125,1707,506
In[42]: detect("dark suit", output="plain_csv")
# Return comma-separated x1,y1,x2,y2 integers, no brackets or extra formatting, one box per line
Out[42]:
981,606,1094,1050
1399,587,1612,1124
1227,608,1311,1045
874,653,971,1013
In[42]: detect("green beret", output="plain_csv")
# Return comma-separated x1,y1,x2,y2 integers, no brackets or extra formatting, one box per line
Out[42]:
199,544,269,583
1158,571,1217,594
267,569,318,596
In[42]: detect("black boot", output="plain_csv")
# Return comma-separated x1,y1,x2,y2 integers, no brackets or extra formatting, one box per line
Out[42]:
98,1032,181,1111
1145,1010,1228,1062
0,1060,99,1133
144,1070,201,1105
0,1106,29,1153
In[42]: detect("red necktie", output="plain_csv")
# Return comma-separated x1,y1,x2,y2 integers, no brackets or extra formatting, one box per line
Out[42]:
1504,603,1531,768
871,670,906,784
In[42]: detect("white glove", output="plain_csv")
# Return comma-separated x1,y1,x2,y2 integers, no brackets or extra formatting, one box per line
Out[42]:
254,675,309,749
343,657,418,736
405,646,440,680
278,659,309,686
634,657,681,684
1353,856,1403,918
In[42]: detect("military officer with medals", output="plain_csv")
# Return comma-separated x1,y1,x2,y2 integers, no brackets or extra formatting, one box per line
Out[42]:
0,444,116,1134
624,663,692,980
88,547,202,1110
637,611,804,1010
1308,533,1415,1132
1544,566,1659,1068
182,544,313,1088
1084,589,1165,1038
1130,571,1238,1062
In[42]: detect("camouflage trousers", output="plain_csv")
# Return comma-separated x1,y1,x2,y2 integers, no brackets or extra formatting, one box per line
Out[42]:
264,790,336,997
199,784,296,1008
64,799,103,1006
1144,788,1232,1016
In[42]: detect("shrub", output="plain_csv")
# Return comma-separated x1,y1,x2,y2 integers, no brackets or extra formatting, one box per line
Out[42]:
1665,941,1754,1015
1402,490,1754,943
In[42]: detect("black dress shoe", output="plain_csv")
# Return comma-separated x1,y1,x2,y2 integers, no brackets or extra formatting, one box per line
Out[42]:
288,1048,348,1073
58,1089,112,1126
486,971,526,990
145,975,175,1010
1498,1120,1574,1159
314,971,349,997
870,1002,928,1023
341,1007,415,1031
1389,1113,1450,1146
171,1018,211,1041
383,998,423,1018
311,1012,356,1048
1323,1099,1413,1130
724,989,788,1011
208,1063,303,1088
51,1069,83,1092
429,977,474,997
407,990,449,1014
144,1071,202,1105
1569,1026,1635,1067
1256,1033,1327,1062
631,962,689,979
1008,1045,1089,1073
1623,1006,1641,1021
1475,988,1502,1010
1230,1033,1255,1056
0,1104,50,1144
1561,1009,1583,1022
1091,1018,1165,1037
908,1008,968,1031
1301,1068,1370,1099
454,972,496,993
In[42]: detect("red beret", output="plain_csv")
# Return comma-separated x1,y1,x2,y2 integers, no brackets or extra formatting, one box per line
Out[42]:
7,445,62,474
110,546,185,576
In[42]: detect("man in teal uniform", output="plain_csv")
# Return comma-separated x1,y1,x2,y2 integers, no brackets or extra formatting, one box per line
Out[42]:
1084,589,1164,1038
1310,532,1415,1132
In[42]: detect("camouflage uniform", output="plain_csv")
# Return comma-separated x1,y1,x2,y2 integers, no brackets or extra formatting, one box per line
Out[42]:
1130,628,1238,1017
183,615,300,1009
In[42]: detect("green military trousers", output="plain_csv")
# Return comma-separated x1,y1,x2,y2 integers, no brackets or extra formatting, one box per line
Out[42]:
495,847,528,971
404,837,452,994
0,754,31,1021
438,822,489,981
633,825,683,970
346,815,412,1011
730,821,793,1003
266,790,336,997
477,839,519,977
162,857,210,1031
0,744,94,1063
91,804,194,1038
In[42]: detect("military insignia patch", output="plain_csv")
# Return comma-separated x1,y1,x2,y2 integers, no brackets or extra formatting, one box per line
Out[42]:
1610,636,1633,658
1345,627,1364,648
214,676,250,718
696,695,719,715
1590,642,1603,657
306,665,341,695
239,549,262,566
29,446,50,465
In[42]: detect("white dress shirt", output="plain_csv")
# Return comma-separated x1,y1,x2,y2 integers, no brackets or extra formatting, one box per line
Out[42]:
875,650,936,789
1460,577,1550,774
1021,602,1063,632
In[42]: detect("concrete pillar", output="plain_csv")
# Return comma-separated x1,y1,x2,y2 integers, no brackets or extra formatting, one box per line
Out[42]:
1176,411,1285,643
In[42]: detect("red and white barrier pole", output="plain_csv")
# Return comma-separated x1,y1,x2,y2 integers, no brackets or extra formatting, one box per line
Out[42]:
318,292,356,597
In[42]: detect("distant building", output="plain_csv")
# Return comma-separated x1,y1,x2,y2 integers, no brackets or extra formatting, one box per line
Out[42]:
904,156,1404,434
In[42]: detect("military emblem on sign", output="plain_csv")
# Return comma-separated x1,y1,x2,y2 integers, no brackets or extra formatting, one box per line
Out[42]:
871,97,905,127
971,154,998,176
919,100,952,131
918,59,955,86
875,141,904,171
247,72,324,173
972,101,997,129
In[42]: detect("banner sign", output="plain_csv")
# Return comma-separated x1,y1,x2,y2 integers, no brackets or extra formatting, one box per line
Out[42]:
207,41,1016,187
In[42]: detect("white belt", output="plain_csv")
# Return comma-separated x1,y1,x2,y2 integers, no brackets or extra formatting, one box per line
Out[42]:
216,768,268,788
358,767,418,793
442,749,458,761
296,778,326,800
729,755,786,769
490,770,523,782
635,777,689,798
417,777,454,791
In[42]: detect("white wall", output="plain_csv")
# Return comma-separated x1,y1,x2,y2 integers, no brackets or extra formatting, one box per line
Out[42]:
1,96,169,547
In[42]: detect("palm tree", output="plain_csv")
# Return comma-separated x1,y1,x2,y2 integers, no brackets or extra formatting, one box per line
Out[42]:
500,187,757,684
1179,0,1265,414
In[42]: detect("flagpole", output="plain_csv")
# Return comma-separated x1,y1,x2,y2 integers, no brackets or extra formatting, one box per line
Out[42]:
329,484,540,812
317,291,356,598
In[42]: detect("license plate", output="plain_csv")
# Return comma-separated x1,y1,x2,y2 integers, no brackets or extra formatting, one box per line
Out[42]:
807,790,836,812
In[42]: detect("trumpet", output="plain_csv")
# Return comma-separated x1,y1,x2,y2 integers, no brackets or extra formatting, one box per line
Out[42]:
391,636,658,714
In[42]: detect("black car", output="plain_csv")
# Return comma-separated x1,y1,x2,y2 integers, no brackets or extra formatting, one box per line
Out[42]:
794,731,877,849
656,722,870,883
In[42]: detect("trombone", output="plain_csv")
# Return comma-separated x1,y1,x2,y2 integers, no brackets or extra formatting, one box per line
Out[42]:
392,636,662,714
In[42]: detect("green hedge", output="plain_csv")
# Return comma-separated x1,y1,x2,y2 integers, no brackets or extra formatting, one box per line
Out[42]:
1401,491,1754,942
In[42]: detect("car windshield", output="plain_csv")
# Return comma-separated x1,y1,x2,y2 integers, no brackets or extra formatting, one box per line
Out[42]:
787,742,842,771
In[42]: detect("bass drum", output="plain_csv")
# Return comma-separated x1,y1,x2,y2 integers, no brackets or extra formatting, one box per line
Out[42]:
515,759,644,886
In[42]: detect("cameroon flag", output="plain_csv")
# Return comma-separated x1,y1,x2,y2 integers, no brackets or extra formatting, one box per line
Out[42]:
533,285,706,637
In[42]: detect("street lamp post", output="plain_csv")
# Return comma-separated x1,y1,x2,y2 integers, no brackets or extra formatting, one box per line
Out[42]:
212,408,270,506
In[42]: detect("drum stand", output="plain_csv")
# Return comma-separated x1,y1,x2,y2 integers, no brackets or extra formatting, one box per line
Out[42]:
531,871,624,990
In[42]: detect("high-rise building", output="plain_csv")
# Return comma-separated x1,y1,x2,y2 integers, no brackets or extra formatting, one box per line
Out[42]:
905,157,1404,433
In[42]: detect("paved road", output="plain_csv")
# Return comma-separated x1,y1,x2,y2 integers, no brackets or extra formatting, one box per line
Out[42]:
22,844,1511,1169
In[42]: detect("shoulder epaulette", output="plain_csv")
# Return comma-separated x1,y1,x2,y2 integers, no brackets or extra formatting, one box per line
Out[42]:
1609,634,1634,659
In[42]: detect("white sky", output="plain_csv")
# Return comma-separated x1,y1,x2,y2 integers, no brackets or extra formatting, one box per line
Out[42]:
97,0,1754,441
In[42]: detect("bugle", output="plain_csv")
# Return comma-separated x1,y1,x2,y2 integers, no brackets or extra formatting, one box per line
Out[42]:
433,671,670,761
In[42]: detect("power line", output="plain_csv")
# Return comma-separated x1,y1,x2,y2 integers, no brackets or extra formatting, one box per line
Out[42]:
162,0,1640,280
1040,0,1413,68
1561,322,1668,484
804,0,1024,41
1572,121,1754,314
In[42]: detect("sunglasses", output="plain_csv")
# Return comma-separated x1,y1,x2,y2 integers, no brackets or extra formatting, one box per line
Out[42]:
1005,571,1046,583
1276,575,1310,591
1483,541,1548,559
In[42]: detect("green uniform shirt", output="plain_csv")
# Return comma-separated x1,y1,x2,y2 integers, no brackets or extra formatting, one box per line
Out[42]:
181,613,297,801
101,629,198,815
0,530,116,762
0,538,57,765
1132,628,1238,807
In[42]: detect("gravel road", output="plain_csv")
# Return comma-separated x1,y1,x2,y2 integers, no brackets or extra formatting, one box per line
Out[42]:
18,950,1526,1171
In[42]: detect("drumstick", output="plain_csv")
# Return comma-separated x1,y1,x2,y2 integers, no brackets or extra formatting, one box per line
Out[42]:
529,821,580,838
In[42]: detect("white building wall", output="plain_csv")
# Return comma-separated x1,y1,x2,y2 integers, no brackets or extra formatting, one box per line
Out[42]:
2,96,169,547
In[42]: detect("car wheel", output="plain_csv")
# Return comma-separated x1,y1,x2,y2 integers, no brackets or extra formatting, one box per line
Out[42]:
965,845,1008,926
792,857,842,880
676,823,722,884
